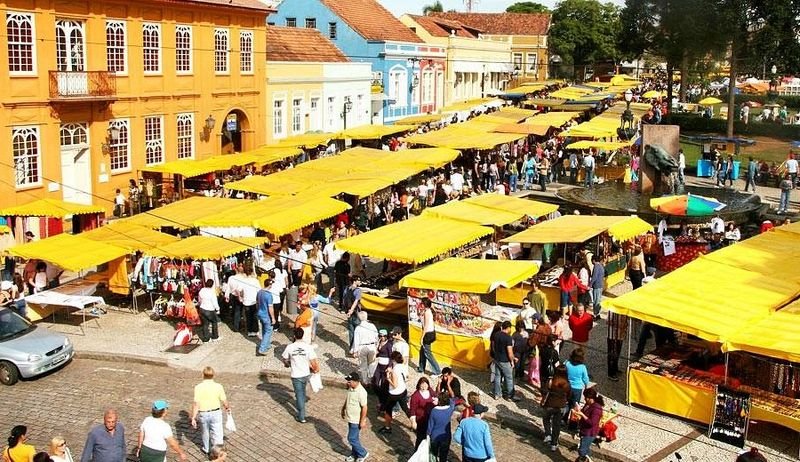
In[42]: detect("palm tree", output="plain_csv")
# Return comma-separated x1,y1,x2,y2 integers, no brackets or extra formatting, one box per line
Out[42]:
423,0,444,15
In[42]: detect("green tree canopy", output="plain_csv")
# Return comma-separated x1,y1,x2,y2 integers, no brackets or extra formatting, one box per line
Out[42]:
423,1,444,14
506,2,550,13
549,0,621,78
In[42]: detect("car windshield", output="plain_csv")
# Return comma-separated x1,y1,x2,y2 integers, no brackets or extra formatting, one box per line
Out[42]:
0,308,34,341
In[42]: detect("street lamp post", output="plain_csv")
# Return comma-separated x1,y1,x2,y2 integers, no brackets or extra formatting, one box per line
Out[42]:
340,96,353,130
617,89,636,140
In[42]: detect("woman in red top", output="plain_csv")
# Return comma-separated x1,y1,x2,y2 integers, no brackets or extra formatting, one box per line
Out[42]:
559,265,589,316
568,304,594,345
574,387,604,462
409,377,435,450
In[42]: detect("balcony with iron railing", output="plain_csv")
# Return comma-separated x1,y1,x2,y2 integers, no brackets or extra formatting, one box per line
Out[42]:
48,70,117,102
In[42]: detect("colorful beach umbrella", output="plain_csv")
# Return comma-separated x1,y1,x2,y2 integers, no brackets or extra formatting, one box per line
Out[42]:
698,97,723,105
650,194,727,216
641,90,666,98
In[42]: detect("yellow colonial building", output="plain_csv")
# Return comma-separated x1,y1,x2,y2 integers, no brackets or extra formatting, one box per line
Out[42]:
400,14,511,106
265,26,372,144
0,0,271,211
429,12,551,83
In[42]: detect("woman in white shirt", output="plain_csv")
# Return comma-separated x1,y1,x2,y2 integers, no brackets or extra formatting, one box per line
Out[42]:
378,351,411,435
137,400,186,462
48,436,74,462
30,261,48,293
269,262,288,330
197,279,220,342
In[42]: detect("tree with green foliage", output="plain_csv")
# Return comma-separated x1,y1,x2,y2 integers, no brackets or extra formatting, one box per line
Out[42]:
549,0,621,80
738,0,800,77
506,2,550,13
422,1,444,15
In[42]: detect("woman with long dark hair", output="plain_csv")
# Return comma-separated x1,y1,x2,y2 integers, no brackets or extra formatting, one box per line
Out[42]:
3,425,35,462
541,365,570,452
409,377,435,449
573,388,605,462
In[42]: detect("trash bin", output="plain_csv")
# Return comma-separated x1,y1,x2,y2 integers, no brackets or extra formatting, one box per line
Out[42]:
731,160,741,180
696,159,712,177
286,285,298,315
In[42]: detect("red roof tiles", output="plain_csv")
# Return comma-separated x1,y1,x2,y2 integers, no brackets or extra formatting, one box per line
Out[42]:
407,14,482,38
267,26,349,62
319,0,422,43
429,12,551,36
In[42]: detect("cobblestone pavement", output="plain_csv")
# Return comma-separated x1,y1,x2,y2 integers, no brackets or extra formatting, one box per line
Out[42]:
0,358,587,462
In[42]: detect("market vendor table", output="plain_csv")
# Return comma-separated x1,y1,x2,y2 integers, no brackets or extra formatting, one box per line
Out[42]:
25,280,104,333
628,368,800,433
656,239,709,272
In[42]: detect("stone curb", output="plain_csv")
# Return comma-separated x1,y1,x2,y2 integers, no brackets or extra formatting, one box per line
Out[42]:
78,350,633,462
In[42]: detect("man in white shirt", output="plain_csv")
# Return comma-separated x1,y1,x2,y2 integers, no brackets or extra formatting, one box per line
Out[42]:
450,168,465,193
287,241,308,287
786,153,799,188
350,311,378,383
710,215,725,235
678,149,686,185
583,152,595,188
237,266,260,337
281,328,319,423
417,180,429,210
322,235,343,291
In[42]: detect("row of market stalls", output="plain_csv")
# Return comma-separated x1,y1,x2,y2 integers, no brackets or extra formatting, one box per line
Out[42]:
606,221,800,439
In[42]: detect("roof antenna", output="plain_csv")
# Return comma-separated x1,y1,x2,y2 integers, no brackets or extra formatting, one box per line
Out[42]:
464,0,479,12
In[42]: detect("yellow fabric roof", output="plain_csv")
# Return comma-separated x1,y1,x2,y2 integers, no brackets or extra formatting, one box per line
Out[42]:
462,194,558,219
121,197,248,230
393,148,461,169
271,133,333,148
82,222,180,251
399,258,540,294
145,236,268,260
335,125,412,139
524,98,567,107
193,195,351,232
605,225,800,346
9,233,128,272
406,125,524,150
506,84,546,94
492,124,550,135
394,114,446,125
335,216,492,264
502,215,652,243
566,140,636,150
548,87,596,99
526,112,581,128
440,98,500,113
0,198,105,217
422,201,526,226
140,148,301,177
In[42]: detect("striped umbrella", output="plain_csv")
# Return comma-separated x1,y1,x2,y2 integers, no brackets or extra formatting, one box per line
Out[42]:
650,193,727,216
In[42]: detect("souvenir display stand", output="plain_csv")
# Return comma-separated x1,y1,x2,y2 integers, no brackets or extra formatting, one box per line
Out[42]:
497,215,652,308
398,258,539,370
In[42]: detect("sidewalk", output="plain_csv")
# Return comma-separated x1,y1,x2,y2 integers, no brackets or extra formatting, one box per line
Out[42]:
48,295,798,462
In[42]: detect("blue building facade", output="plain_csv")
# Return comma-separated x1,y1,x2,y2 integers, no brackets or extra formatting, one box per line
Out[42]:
270,0,445,124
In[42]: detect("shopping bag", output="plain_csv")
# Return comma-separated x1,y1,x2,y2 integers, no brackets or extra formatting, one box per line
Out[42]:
225,411,237,433
310,372,323,393
407,435,430,462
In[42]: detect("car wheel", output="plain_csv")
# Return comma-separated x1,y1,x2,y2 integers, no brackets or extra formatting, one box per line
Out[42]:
0,361,19,386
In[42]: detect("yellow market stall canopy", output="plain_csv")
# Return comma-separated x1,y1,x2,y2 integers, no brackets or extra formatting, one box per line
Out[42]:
144,236,268,260
0,198,105,218
335,125,413,140
394,114,446,125
336,216,492,265
400,258,539,294
9,233,128,272
225,147,460,198
566,140,636,150
724,300,800,364
82,222,180,252
423,195,557,226
502,215,652,244
525,112,582,128
271,133,333,148
140,147,301,178
121,197,248,230
440,98,501,113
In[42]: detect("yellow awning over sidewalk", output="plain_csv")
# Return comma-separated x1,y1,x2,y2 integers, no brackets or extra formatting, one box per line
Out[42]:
0,198,105,218
400,258,539,294
335,125,412,140
271,133,333,148
121,197,248,230
144,236,268,260
502,215,652,244
724,301,800,363
9,233,128,272
82,222,180,251
140,148,300,178
336,216,492,265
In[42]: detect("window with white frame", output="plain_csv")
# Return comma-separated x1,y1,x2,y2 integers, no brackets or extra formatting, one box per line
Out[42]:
175,25,192,73
513,52,523,73
411,71,420,105
105,21,126,74
327,96,335,129
292,98,303,134
6,12,36,75
305,18,316,29
240,30,253,74
422,70,433,104
273,100,285,137
108,119,130,172
142,23,161,73
285,18,296,27
176,113,194,159
214,28,229,74
309,97,321,131
11,126,40,187
388,68,407,107
526,52,538,77
144,116,164,165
